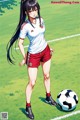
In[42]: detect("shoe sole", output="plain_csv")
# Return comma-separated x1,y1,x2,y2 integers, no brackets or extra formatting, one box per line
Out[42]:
45,100,57,106
25,111,34,120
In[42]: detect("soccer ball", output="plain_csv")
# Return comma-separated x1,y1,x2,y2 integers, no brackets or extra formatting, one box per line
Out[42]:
56,89,78,111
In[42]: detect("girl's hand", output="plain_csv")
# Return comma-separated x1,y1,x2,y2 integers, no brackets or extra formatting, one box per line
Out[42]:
50,48,54,56
19,59,26,66
50,48,53,52
19,54,27,66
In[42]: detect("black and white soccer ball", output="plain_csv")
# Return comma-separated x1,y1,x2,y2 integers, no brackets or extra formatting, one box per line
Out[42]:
57,89,78,111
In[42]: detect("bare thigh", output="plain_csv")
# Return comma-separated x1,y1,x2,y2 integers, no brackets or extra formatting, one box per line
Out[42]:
27,67,38,85
41,59,51,76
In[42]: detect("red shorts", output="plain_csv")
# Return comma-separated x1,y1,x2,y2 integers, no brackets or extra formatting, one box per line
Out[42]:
26,45,52,68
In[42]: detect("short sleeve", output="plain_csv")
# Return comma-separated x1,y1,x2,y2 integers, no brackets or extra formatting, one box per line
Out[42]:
19,23,28,39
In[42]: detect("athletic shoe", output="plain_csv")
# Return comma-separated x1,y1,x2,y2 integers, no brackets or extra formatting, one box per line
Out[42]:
25,106,34,119
45,96,57,106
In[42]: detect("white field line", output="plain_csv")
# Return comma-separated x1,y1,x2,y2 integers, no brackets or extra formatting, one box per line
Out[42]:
47,33,80,43
14,33,80,50
51,110,80,120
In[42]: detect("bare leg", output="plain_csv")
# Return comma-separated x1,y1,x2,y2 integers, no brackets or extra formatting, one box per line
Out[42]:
41,59,57,106
25,67,38,119
26,67,38,103
41,59,51,93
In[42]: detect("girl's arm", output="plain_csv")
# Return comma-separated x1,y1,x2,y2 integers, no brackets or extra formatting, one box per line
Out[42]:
18,38,25,58
18,38,26,66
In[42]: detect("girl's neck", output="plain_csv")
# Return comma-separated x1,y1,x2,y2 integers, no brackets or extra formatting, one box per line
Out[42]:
29,17,36,24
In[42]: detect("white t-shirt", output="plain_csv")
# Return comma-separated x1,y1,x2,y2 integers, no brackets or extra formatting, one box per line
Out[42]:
19,18,47,54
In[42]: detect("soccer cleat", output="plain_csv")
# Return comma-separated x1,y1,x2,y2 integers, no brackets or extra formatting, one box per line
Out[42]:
25,106,34,119
45,96,57,106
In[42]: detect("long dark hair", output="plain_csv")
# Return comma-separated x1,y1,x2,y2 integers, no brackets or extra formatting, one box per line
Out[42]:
7,0,41,64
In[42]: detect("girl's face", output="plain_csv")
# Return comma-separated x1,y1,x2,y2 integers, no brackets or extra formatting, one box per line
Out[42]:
28,7,38,19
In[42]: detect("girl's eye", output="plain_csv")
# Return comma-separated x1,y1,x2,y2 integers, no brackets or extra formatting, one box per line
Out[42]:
29,10,37,12
28,7,38,12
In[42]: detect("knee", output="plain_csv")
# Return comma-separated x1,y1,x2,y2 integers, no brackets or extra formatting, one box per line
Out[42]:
44,73,50,80
29,80,36,88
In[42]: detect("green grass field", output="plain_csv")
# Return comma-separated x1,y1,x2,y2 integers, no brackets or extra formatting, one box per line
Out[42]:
0,0,80,120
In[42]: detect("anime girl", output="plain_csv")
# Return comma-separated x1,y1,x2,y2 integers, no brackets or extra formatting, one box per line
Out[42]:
7,0,57,119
